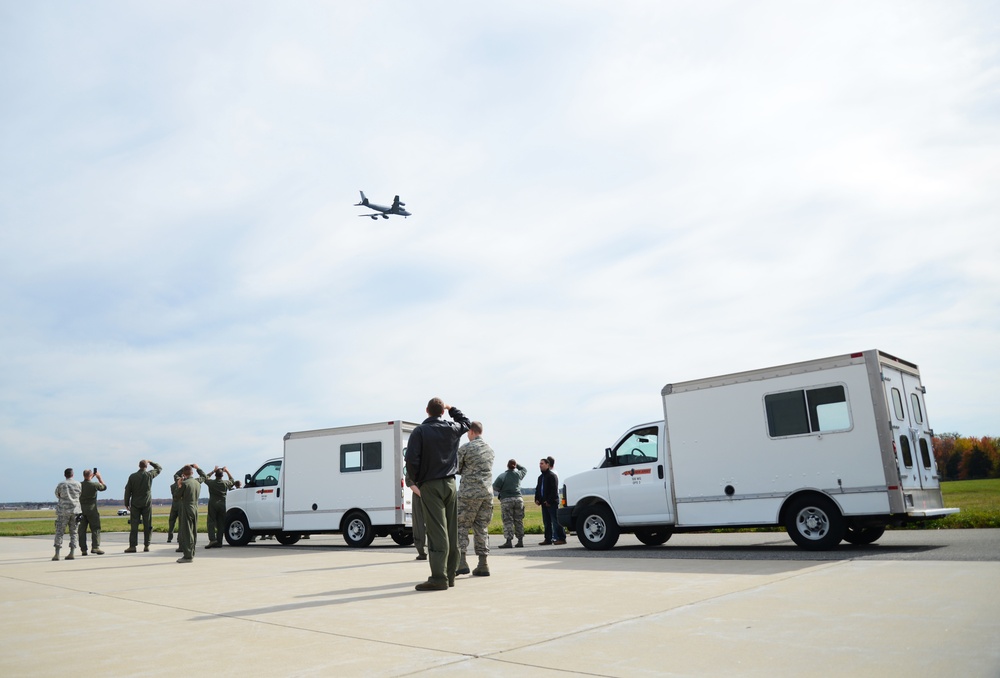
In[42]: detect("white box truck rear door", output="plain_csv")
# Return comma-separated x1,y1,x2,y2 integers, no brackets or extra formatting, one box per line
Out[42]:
882,364,940,493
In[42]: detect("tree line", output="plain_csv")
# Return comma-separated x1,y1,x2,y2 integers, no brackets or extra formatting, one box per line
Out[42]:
933,434,1000,481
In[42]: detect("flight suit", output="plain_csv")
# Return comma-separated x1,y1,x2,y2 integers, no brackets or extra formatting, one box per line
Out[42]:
204,476,234,546
78,479,106,554
177,469,207,561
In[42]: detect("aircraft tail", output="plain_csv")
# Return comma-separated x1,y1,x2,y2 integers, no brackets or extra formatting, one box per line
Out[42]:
355,191,368,206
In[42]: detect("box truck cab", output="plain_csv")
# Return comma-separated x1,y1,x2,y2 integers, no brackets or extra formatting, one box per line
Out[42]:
224,421,417,547
558,350,958,551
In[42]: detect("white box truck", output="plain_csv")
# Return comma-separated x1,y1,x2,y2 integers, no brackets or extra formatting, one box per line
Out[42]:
558,350,958,550
224,421,418,547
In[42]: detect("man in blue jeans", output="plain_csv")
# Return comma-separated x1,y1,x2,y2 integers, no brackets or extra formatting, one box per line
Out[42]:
405,398,472,591
535,456,566,545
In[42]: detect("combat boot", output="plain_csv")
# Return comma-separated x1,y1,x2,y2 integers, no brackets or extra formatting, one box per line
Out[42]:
472,554,490,577
497,539,512,549
456,554,471,575
65,548,75,560
92,548,104,555
515,537,523,548
52,547,60,561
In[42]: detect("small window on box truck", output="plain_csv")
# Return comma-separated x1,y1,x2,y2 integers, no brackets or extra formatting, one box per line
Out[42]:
341,442,383,472
765,385,851,438
892,387,905,420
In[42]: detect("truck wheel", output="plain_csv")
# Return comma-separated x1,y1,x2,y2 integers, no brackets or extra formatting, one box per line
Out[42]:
343,511,376,548
224,512,253,547
784,495,845,550
390,529,414,546
843,523,886,545
275,532,301,546
634,527,672,546
578,505,620,551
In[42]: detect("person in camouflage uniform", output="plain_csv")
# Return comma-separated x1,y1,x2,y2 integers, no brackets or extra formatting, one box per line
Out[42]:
492,459,527,548
455,421,495,577
204,466,235,548
123,459,162,553
77,468,107,555
53,468,82,561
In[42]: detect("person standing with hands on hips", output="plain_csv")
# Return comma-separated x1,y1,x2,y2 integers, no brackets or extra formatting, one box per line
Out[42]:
405,398,472,591
535,456,566,545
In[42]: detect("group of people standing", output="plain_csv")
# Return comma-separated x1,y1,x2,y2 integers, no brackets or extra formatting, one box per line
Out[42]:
404,397,568,592
52,459,236,564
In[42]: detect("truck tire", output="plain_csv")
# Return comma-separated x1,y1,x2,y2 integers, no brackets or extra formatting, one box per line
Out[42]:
275,532,301,546
390,529,414,546
224,512,253,547
634,527,672,546
843,523,886,545
784,495,845,551
343,511,376,548
577,504,620,551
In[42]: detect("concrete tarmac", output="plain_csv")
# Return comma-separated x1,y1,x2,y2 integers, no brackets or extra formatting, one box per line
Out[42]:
2,531,998,677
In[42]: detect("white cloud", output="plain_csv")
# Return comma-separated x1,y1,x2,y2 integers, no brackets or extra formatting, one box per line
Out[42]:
1,1,998,501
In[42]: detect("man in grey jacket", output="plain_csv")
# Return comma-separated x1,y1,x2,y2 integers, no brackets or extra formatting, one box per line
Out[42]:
405,398,471,591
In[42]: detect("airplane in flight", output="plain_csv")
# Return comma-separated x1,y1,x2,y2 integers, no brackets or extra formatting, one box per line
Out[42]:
355,191,411,219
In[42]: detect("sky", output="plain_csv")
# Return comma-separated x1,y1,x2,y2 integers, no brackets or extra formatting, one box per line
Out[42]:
1,2,998,502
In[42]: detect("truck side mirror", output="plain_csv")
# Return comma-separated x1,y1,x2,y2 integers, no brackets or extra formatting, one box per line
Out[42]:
605,447,615,465
244,473,253,487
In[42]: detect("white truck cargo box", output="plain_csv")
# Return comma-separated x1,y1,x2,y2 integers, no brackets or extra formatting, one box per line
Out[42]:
558,350,958,550
224,421,418,548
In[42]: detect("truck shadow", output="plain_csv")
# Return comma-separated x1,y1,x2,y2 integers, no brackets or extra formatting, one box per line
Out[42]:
517,542,947,575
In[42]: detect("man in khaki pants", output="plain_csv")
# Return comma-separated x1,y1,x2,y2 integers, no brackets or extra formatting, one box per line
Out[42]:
405,399,471,591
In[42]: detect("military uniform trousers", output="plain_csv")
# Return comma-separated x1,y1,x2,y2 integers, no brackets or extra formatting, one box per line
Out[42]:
411,491,426,556
168,501,180,539
419,477,459,585
499,496,526,540
54,510,78,550
207,500,226,545
77,504,102,551
178,505,199,559
129,503,153,548
457,494,494,556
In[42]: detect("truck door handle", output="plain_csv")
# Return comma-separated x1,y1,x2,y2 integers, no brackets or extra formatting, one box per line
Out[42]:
658,465,664,480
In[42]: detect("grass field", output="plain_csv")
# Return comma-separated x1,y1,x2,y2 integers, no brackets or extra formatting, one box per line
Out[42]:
3,479,998,537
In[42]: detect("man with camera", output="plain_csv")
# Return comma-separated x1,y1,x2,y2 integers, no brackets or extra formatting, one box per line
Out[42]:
78,468,106,555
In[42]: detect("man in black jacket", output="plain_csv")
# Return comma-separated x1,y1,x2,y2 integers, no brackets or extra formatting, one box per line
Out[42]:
405,398,471,591
535,456,566,545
